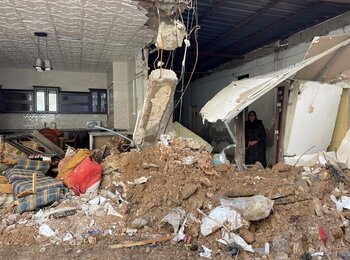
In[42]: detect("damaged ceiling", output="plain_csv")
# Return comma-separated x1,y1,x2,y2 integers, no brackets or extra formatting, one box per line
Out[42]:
0,0,350,73
176,0,350,73
0,0,153,72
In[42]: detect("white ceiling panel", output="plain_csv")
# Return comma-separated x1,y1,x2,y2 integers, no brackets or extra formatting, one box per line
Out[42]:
0,0,153,72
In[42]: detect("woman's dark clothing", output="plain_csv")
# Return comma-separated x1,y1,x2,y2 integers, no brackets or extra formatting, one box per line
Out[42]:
245,119,266,167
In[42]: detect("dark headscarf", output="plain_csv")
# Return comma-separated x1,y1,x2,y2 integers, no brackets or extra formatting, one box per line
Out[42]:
246,111,262,129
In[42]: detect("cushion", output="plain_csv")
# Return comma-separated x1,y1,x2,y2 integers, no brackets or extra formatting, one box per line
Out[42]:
12,176,64,195
17,188,62,213
6,168,45,183
14,158,50,174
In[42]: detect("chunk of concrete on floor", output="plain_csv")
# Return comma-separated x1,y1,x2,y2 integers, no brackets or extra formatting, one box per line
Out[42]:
133,69,178,146
284,151,337,166
173,122,213,153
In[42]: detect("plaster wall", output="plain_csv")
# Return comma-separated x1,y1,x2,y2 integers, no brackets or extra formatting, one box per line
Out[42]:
0,68,106,91
110,54,146,131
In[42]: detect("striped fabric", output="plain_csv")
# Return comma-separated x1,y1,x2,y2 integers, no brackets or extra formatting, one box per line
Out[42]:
5,168,45,183
14,158,50,174
12,176,64,195
17,188,62,213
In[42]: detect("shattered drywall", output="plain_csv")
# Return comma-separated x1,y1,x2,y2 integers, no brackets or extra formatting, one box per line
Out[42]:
200,35,350,124
133,69,178,145
283,80,342,156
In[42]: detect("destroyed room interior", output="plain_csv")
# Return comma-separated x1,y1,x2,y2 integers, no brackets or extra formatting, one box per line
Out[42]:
4,0,350,259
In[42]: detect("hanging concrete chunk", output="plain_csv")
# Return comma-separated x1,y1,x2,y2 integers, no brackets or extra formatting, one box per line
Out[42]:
133,69,178,146
156,21,186,51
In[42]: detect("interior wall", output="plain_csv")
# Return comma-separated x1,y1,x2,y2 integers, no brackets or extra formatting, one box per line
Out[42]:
0,68,107,91
0,68,108,130
283,81,342,155
110,53,146,131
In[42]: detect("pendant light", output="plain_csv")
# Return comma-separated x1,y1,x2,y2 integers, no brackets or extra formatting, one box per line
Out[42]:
33,32,52,71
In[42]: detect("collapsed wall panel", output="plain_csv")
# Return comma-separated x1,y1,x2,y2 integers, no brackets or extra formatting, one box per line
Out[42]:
133,69,178,145
283,81,342,156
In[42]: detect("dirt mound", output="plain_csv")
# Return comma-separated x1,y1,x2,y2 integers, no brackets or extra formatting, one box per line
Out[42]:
1,137,350,258
98,138,350,258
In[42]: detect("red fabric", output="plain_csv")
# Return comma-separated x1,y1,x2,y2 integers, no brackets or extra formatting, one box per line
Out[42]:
67,157,102,195
319,227,327,244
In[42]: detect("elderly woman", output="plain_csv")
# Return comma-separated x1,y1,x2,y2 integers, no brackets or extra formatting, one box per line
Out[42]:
245,111,267,167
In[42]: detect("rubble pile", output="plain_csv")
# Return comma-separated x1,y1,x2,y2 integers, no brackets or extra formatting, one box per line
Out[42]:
92,136,131,163
1,136,350,258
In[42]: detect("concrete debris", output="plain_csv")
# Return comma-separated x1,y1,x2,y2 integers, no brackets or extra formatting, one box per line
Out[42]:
131,218,148,229
125,228,138,236
63,233,73,241
88,236,97,245
173,122,213,153
312,197,324,217
45,207,77,219
133,69,178,146
127,176,148,185
272,162,291,172
106,203,123,218
181,183,197,199
88,196,106,206
199,245,212,259
39,224,55,237
238,228,255,244
142,163,159,169
182,156,196,165
284,151,337,166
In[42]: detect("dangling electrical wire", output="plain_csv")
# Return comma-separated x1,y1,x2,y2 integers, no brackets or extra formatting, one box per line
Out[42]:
163,24,201,133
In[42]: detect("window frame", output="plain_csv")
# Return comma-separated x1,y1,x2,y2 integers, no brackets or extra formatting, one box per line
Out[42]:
89,88,108,114
33,86,60,113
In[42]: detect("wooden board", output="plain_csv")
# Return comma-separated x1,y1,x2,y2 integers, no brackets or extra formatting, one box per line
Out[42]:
109,236,173,249
0,184,13,194
0,176,8,184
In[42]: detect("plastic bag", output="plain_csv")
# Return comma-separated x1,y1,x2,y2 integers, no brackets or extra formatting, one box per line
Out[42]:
160,208,186,233
200,206,244,237
220,195,274,221
56,149,91,186
66,157,102,195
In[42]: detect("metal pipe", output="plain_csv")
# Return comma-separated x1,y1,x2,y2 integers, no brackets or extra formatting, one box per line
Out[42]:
224,121,237,144
87,124,139,150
